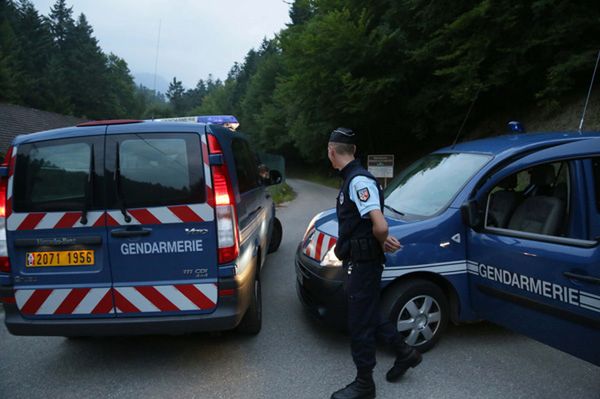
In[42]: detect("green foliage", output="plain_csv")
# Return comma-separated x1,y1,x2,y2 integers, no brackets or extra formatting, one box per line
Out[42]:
267,182,297,204
195,0,600,164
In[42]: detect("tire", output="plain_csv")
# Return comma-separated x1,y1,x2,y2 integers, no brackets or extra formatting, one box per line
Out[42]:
381,279,449,353
267,217,282,254
237,278,262,335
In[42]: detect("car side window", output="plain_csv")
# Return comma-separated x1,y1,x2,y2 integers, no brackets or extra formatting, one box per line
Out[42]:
485,161,571,237
232,138,260,193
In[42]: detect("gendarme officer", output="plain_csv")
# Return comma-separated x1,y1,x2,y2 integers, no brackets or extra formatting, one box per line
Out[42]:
328,128,422,399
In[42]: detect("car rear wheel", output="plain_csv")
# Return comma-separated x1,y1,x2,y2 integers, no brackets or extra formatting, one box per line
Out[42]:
267,217,282,254
237,278,262,335
381,279,449,353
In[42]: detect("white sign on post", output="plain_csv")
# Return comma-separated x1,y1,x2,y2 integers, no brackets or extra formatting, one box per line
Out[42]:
368,154,394,178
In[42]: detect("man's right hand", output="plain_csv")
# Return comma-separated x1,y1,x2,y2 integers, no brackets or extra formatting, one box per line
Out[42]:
383,235,402,253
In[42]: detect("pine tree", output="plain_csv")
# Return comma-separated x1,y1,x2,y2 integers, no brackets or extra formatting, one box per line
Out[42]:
15,0,53,108
0,0,22,102
166,77,185,114
65,13,109,118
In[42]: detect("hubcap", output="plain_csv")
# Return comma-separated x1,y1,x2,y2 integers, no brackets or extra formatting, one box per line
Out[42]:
396,295,441,347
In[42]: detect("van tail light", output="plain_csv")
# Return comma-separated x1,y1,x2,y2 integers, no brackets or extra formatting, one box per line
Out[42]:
0,146,12,273
208,134,240,264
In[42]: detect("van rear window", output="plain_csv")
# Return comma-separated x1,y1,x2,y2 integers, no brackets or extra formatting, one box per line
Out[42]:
13,137,103,212
108,133,205,209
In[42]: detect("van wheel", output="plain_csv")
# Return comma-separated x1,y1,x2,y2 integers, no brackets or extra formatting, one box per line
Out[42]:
237,278,262,335
267,218,282,254
381,279,449,353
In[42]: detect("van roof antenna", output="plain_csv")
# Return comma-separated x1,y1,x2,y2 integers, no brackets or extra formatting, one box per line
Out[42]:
578,49,600,134
451,87,481,149
151,19,162,121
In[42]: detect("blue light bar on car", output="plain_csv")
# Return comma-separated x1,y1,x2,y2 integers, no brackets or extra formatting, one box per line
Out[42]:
507,120,525,133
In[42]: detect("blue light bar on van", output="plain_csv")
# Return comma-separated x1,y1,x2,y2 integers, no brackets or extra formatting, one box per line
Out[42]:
198,115,239,131
154,115,240,131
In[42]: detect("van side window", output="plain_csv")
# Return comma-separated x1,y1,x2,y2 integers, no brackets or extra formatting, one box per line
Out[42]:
109,133,205,209
13,137,103,212
232,138,260,193
485,161,570,237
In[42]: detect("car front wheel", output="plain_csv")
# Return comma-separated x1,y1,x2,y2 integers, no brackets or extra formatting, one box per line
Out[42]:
381,279,449,353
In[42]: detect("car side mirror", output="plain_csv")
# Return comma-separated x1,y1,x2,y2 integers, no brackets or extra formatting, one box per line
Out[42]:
461,199,482,229
267,170,283,186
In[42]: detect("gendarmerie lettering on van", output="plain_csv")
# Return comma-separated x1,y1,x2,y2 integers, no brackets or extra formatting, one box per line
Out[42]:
120,240,204,255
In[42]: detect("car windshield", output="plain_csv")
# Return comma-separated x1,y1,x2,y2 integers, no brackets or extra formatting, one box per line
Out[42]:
384,152,492,218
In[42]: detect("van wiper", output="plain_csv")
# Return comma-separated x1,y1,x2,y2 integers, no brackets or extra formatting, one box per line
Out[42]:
80,144,95,225
114,142,131,223
384,204,405,216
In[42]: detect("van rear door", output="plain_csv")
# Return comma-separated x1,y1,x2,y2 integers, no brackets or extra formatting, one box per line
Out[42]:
7,129,114,319
105,125,218,317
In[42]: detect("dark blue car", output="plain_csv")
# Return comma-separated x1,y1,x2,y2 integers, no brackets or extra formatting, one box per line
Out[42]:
297,131,600,366
0,119,282,336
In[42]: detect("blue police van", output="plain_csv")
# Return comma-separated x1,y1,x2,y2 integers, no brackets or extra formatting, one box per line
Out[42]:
296,131,600,366
0,118,282,336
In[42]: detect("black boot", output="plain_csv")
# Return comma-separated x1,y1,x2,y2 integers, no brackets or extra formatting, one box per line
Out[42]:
386,348,422,382
331,371,376,399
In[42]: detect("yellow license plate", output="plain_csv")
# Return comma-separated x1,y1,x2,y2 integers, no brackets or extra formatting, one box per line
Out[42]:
25,250,95,267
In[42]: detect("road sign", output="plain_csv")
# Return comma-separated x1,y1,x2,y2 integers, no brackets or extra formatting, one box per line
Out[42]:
368,154,394,178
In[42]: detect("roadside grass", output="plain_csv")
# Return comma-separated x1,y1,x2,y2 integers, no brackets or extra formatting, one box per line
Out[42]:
268,182,297,204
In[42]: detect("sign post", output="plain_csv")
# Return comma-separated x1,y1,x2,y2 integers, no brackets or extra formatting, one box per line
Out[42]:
367,154,394,188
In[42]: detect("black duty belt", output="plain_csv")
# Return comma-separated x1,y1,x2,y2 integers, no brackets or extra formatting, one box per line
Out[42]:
350,237,383,262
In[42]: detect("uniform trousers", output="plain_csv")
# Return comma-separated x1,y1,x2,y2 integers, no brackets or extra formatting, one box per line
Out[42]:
345,260,410,373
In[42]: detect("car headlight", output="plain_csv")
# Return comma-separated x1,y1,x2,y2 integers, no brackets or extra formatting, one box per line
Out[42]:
320,245,343,267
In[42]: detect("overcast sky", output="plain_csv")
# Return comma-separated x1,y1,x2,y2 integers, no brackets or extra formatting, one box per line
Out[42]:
31,0,291,90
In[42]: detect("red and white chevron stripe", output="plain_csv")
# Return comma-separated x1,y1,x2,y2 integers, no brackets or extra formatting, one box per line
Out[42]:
14,284,217,316
105,204,215,226
15,287,113,315
304,230,337,262
7,204,215,231
8,211,106,231
114,283,217,313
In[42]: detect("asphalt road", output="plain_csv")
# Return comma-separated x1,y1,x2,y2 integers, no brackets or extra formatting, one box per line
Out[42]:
1,178,599,399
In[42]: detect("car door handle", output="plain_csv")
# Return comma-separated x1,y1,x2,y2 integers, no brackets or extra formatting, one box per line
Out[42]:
563,271,600,285
111,228,152,238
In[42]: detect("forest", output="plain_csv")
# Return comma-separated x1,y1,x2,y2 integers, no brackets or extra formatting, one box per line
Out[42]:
1,0,599,164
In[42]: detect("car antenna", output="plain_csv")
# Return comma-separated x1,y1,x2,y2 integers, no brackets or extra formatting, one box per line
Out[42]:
578,49,600,135
451,87,481,149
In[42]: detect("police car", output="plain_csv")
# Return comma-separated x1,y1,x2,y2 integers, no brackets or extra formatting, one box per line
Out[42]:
296,131,600,366
0,118,283,336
